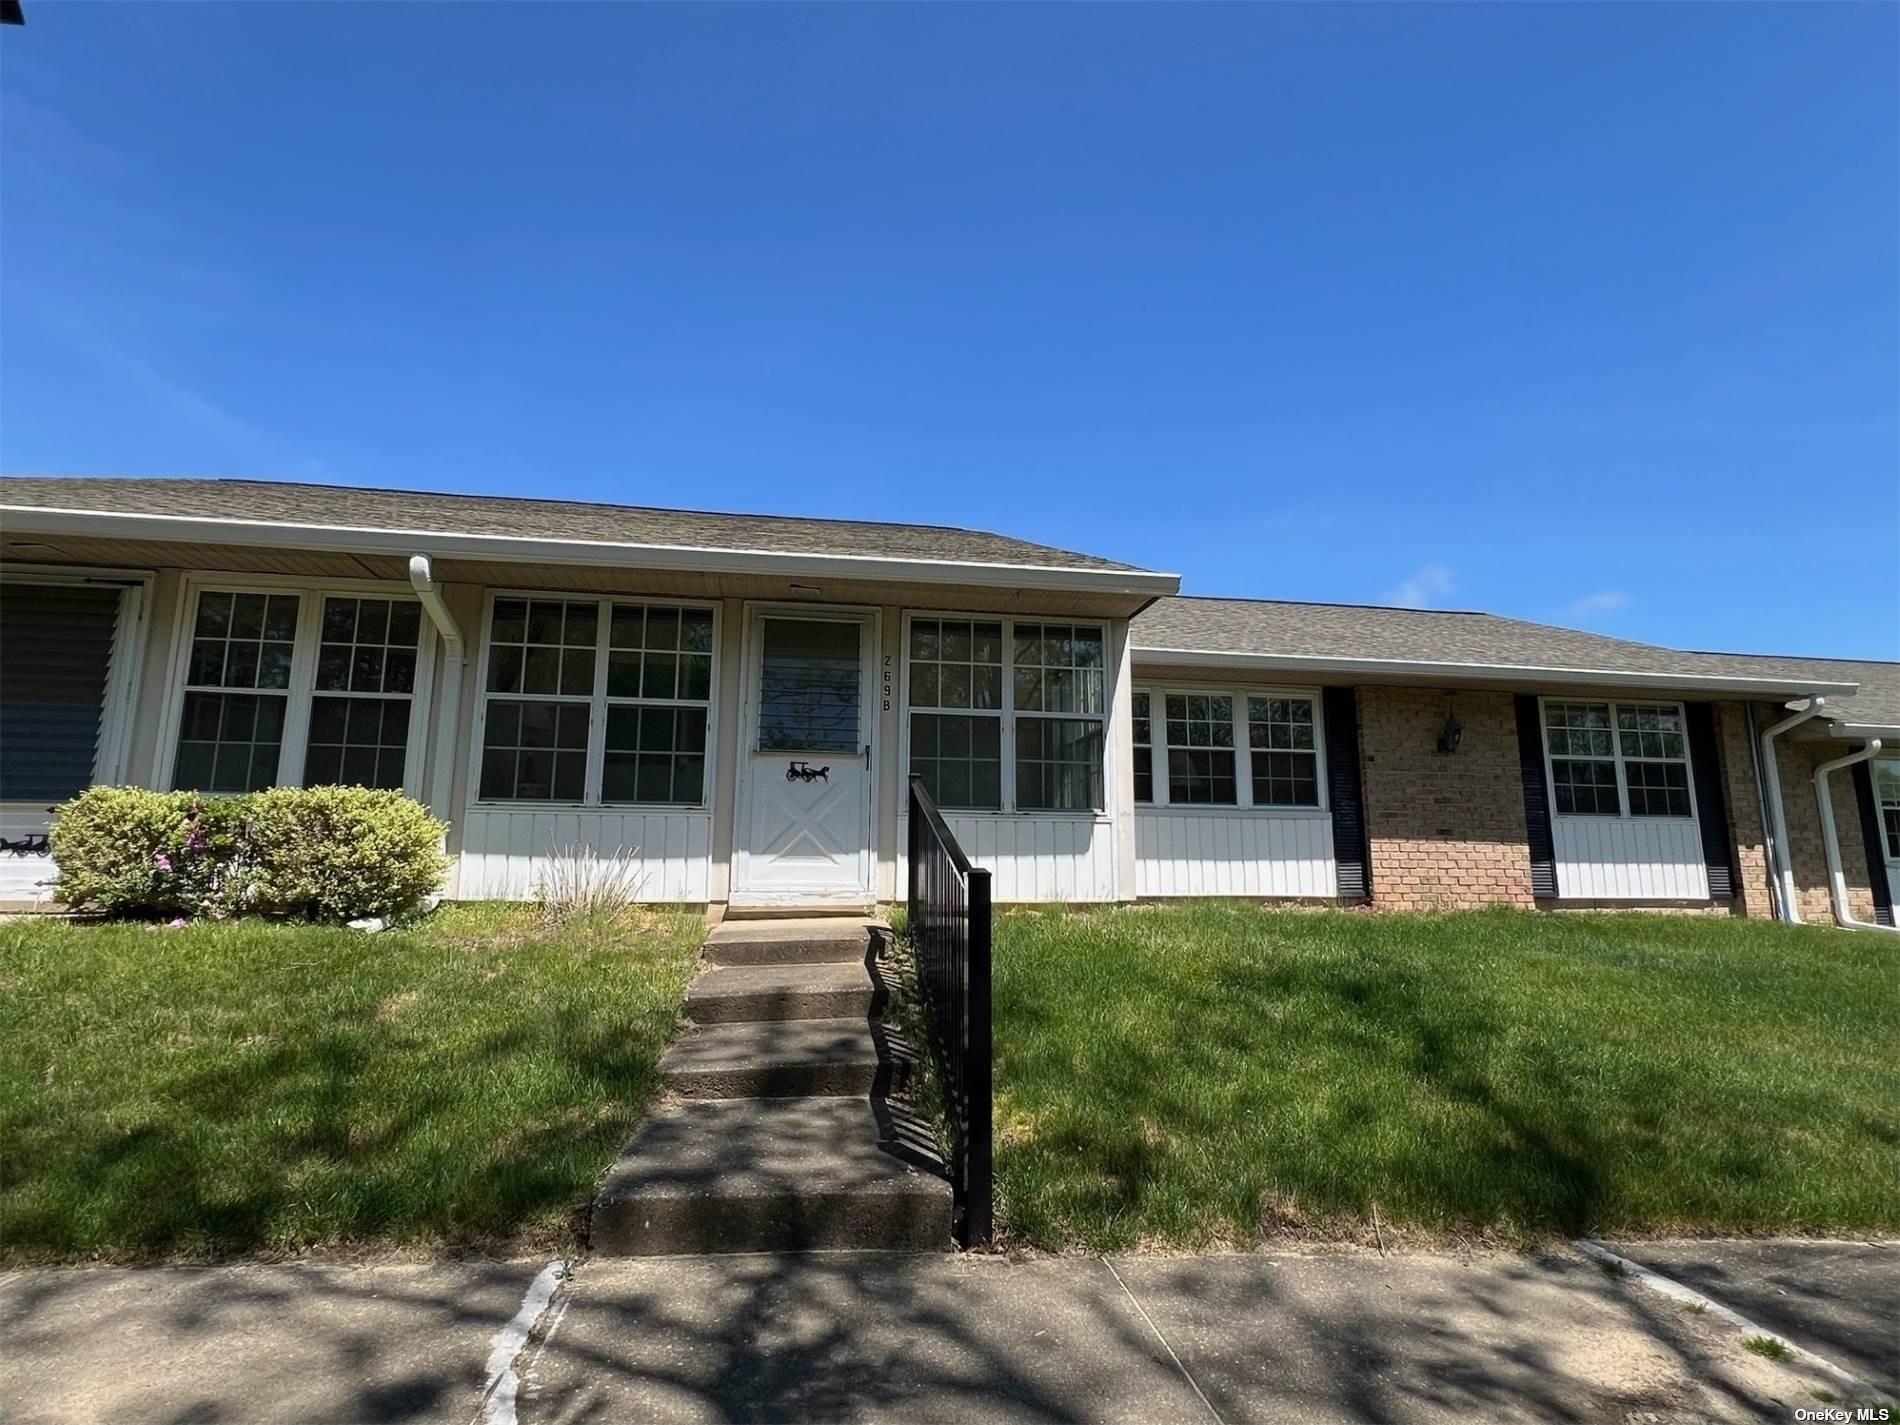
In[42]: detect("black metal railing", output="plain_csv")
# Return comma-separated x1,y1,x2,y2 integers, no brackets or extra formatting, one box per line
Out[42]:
906,773,993,1248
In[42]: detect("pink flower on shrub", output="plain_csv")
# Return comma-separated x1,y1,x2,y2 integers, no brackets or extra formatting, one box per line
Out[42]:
153,854,173,872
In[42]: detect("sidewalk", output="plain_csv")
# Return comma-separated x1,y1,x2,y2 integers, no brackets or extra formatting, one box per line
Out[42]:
2,1244,1889,1424
515,1248,1876,1424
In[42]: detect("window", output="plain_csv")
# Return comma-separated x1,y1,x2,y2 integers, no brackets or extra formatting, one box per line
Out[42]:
1874,759,1900,861
1134,683,1326,812
1247,696,1320,807
1544,701,1620,816
171,586,429,794
304,598,422,789
904,617,1104,813
1543,699,1694,819
1132,691,1154,804
908,618,1004,810
476,596,714,806
479,599,596,802
1012,624,1105,811
603,603,713,805
1165,694,1237,805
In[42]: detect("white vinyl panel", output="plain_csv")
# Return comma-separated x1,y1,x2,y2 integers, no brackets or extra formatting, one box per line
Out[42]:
897,813,1117,903
454,809,714,902
1132,810,1338,899
1552,817,1709,901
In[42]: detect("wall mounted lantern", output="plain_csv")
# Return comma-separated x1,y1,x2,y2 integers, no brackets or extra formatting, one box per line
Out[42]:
1436,695,1464,755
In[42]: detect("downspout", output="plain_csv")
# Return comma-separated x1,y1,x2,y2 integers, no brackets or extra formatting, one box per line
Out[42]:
407,555,465,820
1759,697,1825,923
1813,739,1898,934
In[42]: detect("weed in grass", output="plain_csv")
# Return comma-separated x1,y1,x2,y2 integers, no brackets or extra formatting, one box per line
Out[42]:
1745,1336,1792,1361
536,843,648,924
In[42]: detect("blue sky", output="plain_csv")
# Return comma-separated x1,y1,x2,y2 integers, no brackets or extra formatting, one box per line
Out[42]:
3,3,1895,658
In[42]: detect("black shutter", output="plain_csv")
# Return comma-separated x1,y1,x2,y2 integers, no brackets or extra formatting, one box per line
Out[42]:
1850,761,1897,928
1322,687,1370,903
0,582,124,803
1514,695,1558,899
1684,702,1736,900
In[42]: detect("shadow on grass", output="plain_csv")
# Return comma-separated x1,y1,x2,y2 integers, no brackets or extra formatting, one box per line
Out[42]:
2,1011,679,1262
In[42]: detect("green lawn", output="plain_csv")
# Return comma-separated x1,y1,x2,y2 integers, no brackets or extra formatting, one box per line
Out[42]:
993,905,1900,1250
0,904,704,1263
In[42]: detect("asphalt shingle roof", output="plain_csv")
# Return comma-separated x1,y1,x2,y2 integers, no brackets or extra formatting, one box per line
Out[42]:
0,477,1150,574
1673,653,1900,730
1132,596,1895,711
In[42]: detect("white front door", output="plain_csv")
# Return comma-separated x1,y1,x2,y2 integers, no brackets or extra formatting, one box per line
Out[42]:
733,610,876,903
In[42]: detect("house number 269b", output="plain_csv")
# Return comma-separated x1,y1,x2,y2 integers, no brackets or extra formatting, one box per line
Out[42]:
882,655,893,712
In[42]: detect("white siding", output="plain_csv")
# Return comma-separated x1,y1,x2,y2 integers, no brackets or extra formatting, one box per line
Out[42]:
1551,817,1710,901
1135,810,1337,898
0,806,58,900
897,813,1117,903
456,809,713,902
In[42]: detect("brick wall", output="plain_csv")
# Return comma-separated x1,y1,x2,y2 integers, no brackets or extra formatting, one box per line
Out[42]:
1713,700,1774,919
1356,686,1536,911
1776,737,1881,924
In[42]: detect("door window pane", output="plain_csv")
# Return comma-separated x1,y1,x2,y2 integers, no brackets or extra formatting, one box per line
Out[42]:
0,582,123,802
758,619,860,753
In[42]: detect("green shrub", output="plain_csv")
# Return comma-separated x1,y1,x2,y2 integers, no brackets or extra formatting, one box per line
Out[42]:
50,788,251,918
51,786,448,922
246,786,448,921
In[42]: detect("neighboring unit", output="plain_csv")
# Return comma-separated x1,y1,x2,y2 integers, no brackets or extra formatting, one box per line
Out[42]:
1,476,1892,930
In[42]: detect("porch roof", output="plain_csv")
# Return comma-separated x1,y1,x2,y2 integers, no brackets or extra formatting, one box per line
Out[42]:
0,477,1180,602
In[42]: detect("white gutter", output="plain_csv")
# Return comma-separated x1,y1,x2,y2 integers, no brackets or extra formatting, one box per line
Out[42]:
1812,738,1898,934
1130,645,1858,699
1760,698,1827,923
408,555,465,819
0,504,1182,599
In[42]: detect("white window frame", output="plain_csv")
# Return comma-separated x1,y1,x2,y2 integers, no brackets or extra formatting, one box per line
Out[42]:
1872,756,1900,864
898,611,1111,817
1134,683,1329,814
1538,696,1699,823
467,589,720,811
156,573,438,799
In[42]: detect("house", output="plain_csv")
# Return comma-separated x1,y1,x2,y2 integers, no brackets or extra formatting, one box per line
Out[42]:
1,475,1893,930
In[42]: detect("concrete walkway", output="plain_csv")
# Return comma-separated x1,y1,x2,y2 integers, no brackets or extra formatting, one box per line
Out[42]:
2,1244,1890,1424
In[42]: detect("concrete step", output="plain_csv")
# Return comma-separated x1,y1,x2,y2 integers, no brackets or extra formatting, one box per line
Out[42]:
592,1096,952,1254
685,961,877,1025
659,1018,909,1099
704,918,881,967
